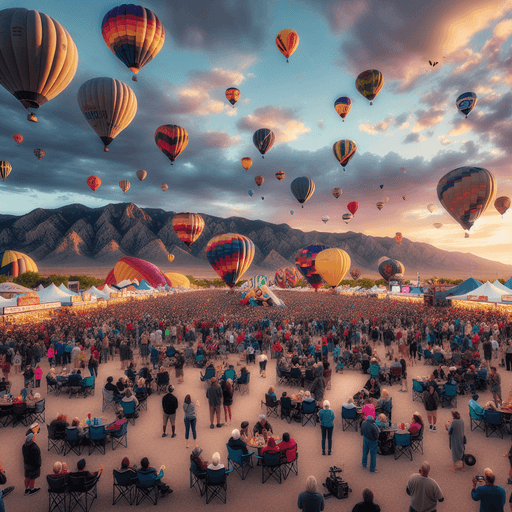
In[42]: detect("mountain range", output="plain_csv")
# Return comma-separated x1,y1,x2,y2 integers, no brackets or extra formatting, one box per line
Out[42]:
0,202,511,280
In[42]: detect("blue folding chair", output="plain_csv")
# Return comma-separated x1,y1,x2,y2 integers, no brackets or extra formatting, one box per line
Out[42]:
412,380,425,402
111,420,128,450
63,426,84,456
301,400,317,427
342,406,359,432
121,400,137,425
112,469,136,505
190,459,207,496
468,401,485,431
394,432,413,461
88,425,107,455
484,410,504,439
441,384,457,408
226,444,254,480
205,467,232,504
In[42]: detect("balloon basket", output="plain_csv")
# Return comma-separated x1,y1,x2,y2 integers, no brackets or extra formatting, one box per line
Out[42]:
104,147,109,152
132,75,138,82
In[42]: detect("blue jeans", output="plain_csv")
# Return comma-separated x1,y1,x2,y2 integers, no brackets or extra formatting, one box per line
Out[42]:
184,417,197,440
321,425,333,451
362,437,378,472
0,490,4,512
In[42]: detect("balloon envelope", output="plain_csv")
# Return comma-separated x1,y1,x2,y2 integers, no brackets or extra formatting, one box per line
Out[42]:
225,87,240,106
276,29,299,61
321,215,330,224
295,244,328,290
160,184,168,191
433,223,443,229
333,140,357,168
155,125,189,164
136,170,147,182
241,157,252,171
342,213,353,224
378,258,405,282
495,196,510,216
332,188,342,199
315,248,351,287
119,180,130,193
105,256,171,288
0,161,12,181
291,177,315,207
34,149,45,160
456,92,477,116
427,204,435,213
396,232,403,245
255,176,264,187
12,134,23,145
347,201,359,215
172,212,205,248
382,196,389,203
376,202,384,210
87,175,102,192
164,272,190,288
0,250,38,277
275,171,285,182
167,254,174,263
355,70,384,104
350,268,361,280
334,97,352,119
275,266,301,289
253,128,275,157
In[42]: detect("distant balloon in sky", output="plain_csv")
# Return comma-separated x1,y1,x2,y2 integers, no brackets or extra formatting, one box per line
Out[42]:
34,149,45,160
167,254,174,263
290,210,294,215
400,167,407,174
380,185,384,190
342,213,353,224
119,180,130,193
276,29,299,62
225,87,240,107
347,201,359,215
255,176,264,187
253,128,275,158
494,196,510,216
396,232,403,245
334,97,352,121
155,125,189,165
290,176,315,207
275,171,285,182
12,134,23,145
427,204,436,213
437,166,496,232
136,170,147,182
350,268,361,280
465,232,470,238
355,70,384,105
160,184,168,192
241,157,252,171
332,188,342,199
456,92,477,118
382,196,389,203
376,201,384,210
101,4,165,81
321,215,330,224
0,161,12,181
433,223,443,229
87,175,102,193
333,140,357,168
248,190,254,197
402,196,406,201
172,212,205,249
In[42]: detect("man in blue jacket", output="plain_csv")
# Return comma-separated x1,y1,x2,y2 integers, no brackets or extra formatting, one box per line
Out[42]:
361,415,379,473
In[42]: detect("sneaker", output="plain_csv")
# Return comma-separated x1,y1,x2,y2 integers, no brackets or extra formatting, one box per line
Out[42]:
24,489,30,496
28,488,40,496
216,423,223,428
432,426,437,432
370,470,379,473
162,432,168,437
171,433,176,438
429,424,432,430
210,424,215,429
322,450,326,455
507,478,512,485
328,451,332,455
2,486,14,499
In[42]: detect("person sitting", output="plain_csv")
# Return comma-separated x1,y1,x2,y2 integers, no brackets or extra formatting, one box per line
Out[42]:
105,376,122,400
48,461,70,479
240,421,251,444
364,377,381,400
50,414,69,438
133,378,147,399
484,400,498,411
116,377,129,395
353,389,369,406
375,413,388,428
138,457,172,497
352,488,381,512
207,452,225,471
228,429,248,454
261,437,280,456
253,414,273,435
237,367,249,385
409,412,424,436
376,389,391,411
191,447,208,472
118,457,137,475
361,399,376,422
278,432,297,462
70,459,103,485
266,386,277,402
303,391,315,404
254,288,272,307
343,396,357,409
70,417,87,438
126,363,137,384
119,389,139,416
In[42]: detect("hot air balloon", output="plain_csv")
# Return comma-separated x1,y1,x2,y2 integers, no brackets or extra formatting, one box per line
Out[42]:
164,272,190,288
255,176,264,187
378,258,405,282
396,232,403,245
105,256,171,288
400,167,407,174
291,177,315,207
437,167,497,232
433,223,443,229
34,149,45,160
248,190,254,197
206,234,255,288
295,244,328,290
253,128,275,158
0,161,12,181
315,248,351,288
377,256,389,266
275,266,301,289
350,268,361,280
160,184,168,192
321,215,330,224
101,4,165,81
333,140,357,168
427,204,436,213
402,196,407,200
376,202,384,210
355,70,385,105
155,125,189,165
172,212,205,249
119,180,130,193
167,254,174,263
382,196,389,203
332,188,342,199
276,29,299,62
342,213,353,224
261,197,264,200
347,201,359,215
290,210,294,215
87,176,102,193
0,250,38,277
241,157,252,171
380,185,384,190
275,171,285,182
495,196,511,216
456,92,477,118
77,77,137,152
225,87,240,107
334,97,352,121
0,8,78,121
136,170,147,182
465,232,470,238
12,134,23,145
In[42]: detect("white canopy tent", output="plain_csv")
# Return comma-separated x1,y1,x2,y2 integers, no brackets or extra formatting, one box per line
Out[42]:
86,286,110,299
449,281,506,303
58,283,78,296
492,280,512,294
37,283,73,304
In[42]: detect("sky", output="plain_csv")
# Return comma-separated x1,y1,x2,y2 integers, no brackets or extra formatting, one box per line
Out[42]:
1,0,512,265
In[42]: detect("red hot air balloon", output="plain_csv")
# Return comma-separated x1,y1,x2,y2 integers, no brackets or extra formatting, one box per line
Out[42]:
347,201,359,215
12,134,23,145
87,176,102,193
350,268,361,280
172,213,205,249
255,176,264,187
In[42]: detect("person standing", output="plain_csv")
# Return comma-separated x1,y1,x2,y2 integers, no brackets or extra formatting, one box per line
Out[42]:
206,377,223,429
471,468,506,512
22,430,41,496
298,476,324,512
183,394,198,448
406,461,444,512
445,410,465,472
505,341,512,372
222,379,234,425
489,367,502,408
318,400,335,456
259,353,268,378
423,385,440,432
361,414,379,473
0,457,15,512
162,385,178,438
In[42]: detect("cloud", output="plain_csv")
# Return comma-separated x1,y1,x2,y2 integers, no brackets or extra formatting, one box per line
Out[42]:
438,135,452,146
420,90,449,107
403,133,426,144
412,109,445,132
359,115,394,135
449,122,473,136
236,106,310,143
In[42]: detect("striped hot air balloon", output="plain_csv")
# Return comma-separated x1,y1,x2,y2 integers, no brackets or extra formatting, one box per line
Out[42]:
274,266,301,289
0,161,12,181
275,29,299,62
0,250,38,277
295,244,328,290
355,69,385,105
155,125,189,165
119,180,130,193
291,177,315,208
275,171,285,182
253,128,275,158
172,213,205,249
333,140,357,168
105,256,171,288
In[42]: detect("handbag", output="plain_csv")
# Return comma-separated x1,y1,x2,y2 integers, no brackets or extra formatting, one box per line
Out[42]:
464,435,467,445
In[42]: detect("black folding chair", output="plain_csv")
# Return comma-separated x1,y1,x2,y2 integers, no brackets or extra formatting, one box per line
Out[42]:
280,396,293,424
301,400,317,427
281,445,298,480
484,410,504,439
190,460,206,497
257,451,283,484
68,474,98,512
47,475,68,512
112,469,135,505
102,389,117,414
261,394,279,419
0,404,14,427
411,426,424,454
12,402,29,427
28,398,46,424
205,468,232,504
47,424,64,454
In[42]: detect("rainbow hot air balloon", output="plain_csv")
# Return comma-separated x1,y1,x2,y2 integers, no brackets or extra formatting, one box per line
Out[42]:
315,248,351,288
433,223,443,229
225,87,240,107
333,140,357,168
160,184,168,192
253,128,275,158
119,180,130,193
332,188,342,199
0,161,12,181
427,204,436,213
136,170,147,182
105,256,171,288
275,171,285,182
172,212,205,249
34,149,45,160
347,201,359,215
295,244,328,290
0,250,38,277
255,176,264,187
206,233,255,288
275,266,301,289
396,232,403,245
276,29,299,62
167,254,174,263
355,69,385,105
0,8,78,121
342,213,353,224
437,166,497,232
321,215,330,224
290,177,315,208
155,125,189,165
378,258,405,282
494,196,510,216
350,268,361,280
376,202,384,210
241,157,252,171
12,134,23,145
456,92,477,118
101,4,165,81
334,97,351,121
87,176,102,193
77,77,137,152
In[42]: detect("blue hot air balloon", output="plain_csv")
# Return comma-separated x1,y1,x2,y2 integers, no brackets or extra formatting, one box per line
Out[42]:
248,189,254,197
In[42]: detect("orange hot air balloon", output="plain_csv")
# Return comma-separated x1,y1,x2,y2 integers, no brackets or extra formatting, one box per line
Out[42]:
376,201,384,210
154,125,188,165
332,188,342,199
241,157,252,171
276,29,299,62
275,171,285,182
225,87,240,107
160,184,168,191
255,176,264,187
119,180,130,193
347,201,359,215
12,134,23,145
396,232,403,245
494,196,510,216
172,212,205,249
136,170,147,182
87,176,102,193
167,254,174,263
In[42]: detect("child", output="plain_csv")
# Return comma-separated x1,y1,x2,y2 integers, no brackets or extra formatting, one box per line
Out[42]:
34,364,42,388
13,352,21,374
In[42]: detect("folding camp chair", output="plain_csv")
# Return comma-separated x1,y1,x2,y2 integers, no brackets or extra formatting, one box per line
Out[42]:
376,397,393,422
121,400,137,426
63,427,85,456
237,372,250,396
394,433,413,461
47,424,65,454
281,445,298,480
411,426,424,454
156,372,170,394
28,398,46,425
190,460,207,496
111,420,128,450
47,475,68,512
261,394,279,419
441,384,457,408
412,380,425,402
12,402,29,427
102,389,117,414
47,376,61,396
289,367,303,387
301,400,317,427
226,444,254,480
484,410,504,439
342,406,359,432
205,467,232,504
256,451,283,484
68,474,98,512
134,469,159,506
80,376,95,398
112,469,135,505
469,401,485,432
88,425,107,455
280,396,293,423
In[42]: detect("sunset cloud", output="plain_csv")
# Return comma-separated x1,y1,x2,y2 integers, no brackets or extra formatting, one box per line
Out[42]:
438,135,452,146
412,109,445,132
449,122,473,136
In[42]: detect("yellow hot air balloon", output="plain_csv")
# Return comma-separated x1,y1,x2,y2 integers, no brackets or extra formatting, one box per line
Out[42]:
164,272,190,288
315,248,351,288
427,204,436,213
161,184,169,192
136,170,147,182
276,29,299,62
119,180,130,193
241,157,252,171
0,8,79,122
355,70,385,105
167,254,174,263
0,161,12,181
77,77,137,152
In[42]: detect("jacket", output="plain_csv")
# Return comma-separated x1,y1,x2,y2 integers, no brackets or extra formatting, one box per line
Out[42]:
360,416,379,441
162,393,178,415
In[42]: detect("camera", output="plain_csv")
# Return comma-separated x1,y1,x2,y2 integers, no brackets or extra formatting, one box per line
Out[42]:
323,466,351,499
476,476,485,482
